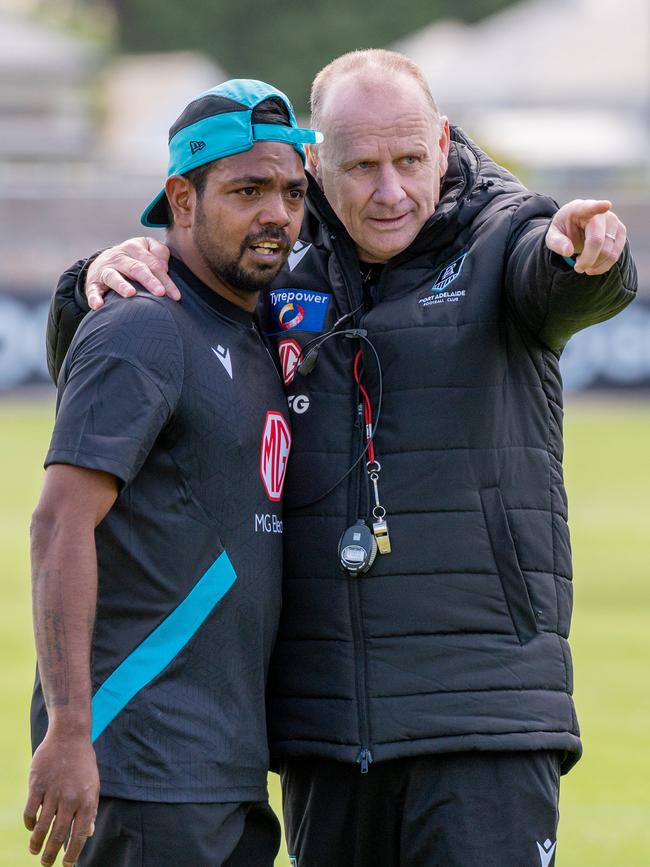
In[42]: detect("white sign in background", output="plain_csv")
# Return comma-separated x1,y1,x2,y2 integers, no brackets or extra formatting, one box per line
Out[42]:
0,296,649,393
0,297,50,390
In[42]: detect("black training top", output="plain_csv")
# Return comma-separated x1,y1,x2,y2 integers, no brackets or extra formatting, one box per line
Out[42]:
31,257,291,802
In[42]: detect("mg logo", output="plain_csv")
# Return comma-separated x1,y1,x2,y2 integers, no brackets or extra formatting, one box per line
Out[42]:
260,411,291,501
278,338,302,385
288,394,310,414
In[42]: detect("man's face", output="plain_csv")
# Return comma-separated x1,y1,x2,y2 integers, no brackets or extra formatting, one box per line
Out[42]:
190,142,307,300
312,74,450,264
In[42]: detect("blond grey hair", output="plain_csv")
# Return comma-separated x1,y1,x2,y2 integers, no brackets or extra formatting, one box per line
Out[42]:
310,49,440,140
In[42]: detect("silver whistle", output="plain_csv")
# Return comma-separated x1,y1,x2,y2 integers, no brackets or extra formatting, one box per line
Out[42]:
372,517,392,555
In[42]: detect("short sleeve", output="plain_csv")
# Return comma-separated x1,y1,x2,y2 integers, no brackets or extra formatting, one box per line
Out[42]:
45,293,184,487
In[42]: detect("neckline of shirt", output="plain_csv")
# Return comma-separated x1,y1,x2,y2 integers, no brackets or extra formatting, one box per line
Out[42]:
169,256,255,328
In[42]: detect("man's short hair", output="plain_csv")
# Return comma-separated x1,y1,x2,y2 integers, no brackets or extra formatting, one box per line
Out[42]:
310,49,440,138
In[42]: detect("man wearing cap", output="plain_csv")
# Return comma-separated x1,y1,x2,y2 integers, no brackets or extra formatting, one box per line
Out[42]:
44,51,637,867
25,79,318,867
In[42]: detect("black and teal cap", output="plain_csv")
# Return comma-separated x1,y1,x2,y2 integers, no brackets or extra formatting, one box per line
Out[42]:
141,79,322,228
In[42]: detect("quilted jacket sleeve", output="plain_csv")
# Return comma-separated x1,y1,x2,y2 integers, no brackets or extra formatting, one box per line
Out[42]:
504,195,637,353
46,257,95,383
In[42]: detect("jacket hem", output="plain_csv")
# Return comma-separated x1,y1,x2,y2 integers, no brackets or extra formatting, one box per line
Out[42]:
271,731,582,775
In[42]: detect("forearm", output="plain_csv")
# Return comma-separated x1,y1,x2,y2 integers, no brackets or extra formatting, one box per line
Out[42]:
506,222,637,352
30,511,97,735
46,258,93,383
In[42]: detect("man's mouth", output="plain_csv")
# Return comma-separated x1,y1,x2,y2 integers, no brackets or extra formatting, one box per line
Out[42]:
367,213,411,228
249,240,283,256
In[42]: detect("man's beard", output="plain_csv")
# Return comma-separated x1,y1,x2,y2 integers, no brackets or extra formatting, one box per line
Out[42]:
192,209,290,295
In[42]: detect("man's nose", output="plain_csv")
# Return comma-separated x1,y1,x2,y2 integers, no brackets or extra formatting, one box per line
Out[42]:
372,166,406,208
258,193,291,227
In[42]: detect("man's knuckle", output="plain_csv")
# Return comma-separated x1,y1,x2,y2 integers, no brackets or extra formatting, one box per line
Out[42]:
33,814,51,832
131,261,150,277
149,259,166,275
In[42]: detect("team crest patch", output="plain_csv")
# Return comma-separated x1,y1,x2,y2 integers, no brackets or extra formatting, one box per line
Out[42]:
278,338,302,385
260,411,291,502
268,288,330,335
430,252,468,291
418,252,468,308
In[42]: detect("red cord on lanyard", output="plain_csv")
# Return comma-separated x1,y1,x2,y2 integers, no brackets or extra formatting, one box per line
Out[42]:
353,350,375,464
353,350,391,554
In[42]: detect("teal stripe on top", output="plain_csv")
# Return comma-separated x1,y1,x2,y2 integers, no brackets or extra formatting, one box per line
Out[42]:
91,551,237,742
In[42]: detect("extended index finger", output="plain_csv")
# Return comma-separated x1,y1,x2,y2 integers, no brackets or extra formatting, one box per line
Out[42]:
571,199,612,222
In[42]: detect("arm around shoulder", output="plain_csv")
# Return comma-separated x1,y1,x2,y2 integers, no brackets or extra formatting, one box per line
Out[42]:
47,256,97,383
505,196,638,352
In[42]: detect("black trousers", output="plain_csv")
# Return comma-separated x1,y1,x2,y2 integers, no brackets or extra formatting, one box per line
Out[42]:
77,797,281,867
280,751,561,867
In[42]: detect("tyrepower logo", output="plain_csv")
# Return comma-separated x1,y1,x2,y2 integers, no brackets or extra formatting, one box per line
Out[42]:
260,411,291,501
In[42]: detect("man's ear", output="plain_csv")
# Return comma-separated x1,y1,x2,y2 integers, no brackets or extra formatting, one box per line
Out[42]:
305,145,323,188
165,175,195,228
437,117,451,178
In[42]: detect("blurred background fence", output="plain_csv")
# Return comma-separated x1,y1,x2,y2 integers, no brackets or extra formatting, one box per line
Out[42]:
1,0,648,397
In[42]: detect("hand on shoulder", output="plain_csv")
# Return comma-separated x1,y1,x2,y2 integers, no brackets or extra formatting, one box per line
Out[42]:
86,237,180,309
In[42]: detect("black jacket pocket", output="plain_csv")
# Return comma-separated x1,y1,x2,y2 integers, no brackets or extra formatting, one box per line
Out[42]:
480,487,538,644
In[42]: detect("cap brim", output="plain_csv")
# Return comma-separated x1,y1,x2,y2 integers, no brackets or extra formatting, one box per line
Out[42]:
140,188,169,228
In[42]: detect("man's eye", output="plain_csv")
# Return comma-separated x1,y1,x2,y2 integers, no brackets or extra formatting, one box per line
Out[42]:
240,187,258,196
402,155,420,165
356,161,371,170
288,189,305,200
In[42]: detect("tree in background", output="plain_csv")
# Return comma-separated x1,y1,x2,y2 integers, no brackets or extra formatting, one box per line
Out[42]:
105,0,516,114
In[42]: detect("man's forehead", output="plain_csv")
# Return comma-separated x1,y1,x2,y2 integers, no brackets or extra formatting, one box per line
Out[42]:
327,110,438,162
322,77,436,149
323,70,431,122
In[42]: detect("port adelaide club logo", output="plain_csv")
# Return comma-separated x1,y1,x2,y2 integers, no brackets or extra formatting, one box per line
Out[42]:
418,252,468,308
260,411,291,502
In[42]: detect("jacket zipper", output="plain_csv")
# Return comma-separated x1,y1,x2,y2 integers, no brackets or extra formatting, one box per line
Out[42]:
330,232,373,774
348,397,373,773
331,227,375,773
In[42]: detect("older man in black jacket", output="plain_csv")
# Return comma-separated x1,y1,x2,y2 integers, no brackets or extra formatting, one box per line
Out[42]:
46,50,636,867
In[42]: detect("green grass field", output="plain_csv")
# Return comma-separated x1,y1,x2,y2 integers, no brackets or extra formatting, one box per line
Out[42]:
1,398,649,866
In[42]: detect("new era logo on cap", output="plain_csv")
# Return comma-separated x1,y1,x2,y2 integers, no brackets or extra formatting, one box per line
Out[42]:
140,79,322,228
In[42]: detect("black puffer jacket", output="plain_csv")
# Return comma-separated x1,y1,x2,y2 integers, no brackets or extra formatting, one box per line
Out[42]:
263,129,636,774
48,130,636,776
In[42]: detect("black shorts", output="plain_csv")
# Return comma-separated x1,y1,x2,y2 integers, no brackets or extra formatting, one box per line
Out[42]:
77,797,281,867
280,751,562,867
